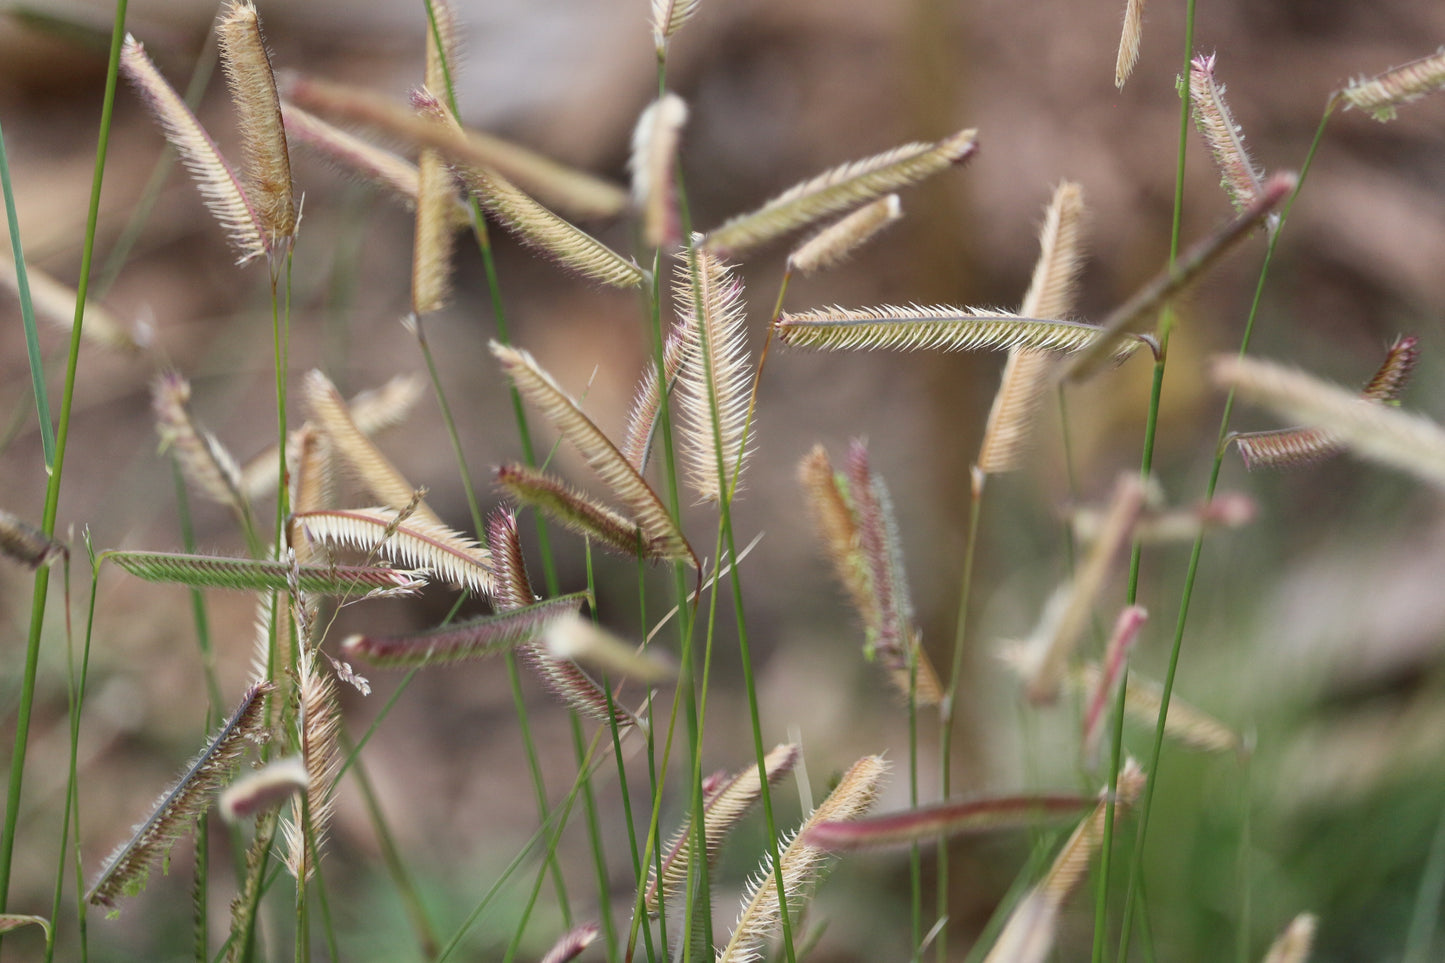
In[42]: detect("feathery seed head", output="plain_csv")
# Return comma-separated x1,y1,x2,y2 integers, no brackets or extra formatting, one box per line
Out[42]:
1341,46,1445,121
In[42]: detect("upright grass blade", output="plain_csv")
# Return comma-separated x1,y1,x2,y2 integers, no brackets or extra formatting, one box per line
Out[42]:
0,0,129,931
0,120,56,468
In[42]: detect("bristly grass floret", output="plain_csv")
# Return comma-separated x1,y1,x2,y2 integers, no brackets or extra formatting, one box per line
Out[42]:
716,754,888,963
631,94,689,248
280,647,341,881
702,128,977,259
496,463,654,561
1229,335,1419,470
87,682,275,910
0,508,65,570
106,549,425,597
775,305,1140,358
340,592,588,668
119,35,270,264
674,242,753,503
491,341,696,566
1189,54,1270,223
1340,46,1445,121
803,792,1093,852
293,506,495,597
216,1,296,253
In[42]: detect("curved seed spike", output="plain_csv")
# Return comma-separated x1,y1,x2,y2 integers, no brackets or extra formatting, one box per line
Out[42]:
803,793,1093,851
1363,334,1420,402
651,0,702,50
487,509,535,610
0,508,65,570
281,102,430,210
1214,352,1445,488
1115,0,1145,89
621,309,695,472
541,922,601,963
646,743,799,916
788,194,902,276
776,305,1139,359
219,756,308,823
0,254,140,351
107,550,424,597
491,342,694,565
631,94,689,248
294,506,494,597
674,244,752,502
1341,46,1445,121
979,181,1087,475
152,372,250,517
496,463,653,561
341,593,587,668
703,128,977,259
717,755,888,963
281,649,341,881
217,1,295,249
120,35,268,263
1190,54,1267,217
88,682,275,909
1074,662,1241,754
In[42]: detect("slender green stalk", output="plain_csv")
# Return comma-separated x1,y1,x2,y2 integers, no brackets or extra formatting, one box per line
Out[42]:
1091,4,1196,959
49,552,92,963
0,0,129,933
937,474,982,963
1,120,55,469
1403,807,1445,963
1114,103,1336,963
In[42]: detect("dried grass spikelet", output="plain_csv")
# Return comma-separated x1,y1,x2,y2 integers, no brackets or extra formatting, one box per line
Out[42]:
622,309,696,471
488,509,640,727
798,445,873,621
341,592,587,667
281,647,341,881
281,73,628,219
108,549,425,597
1341,46,1445,121
496,463,652,561
242,373,424,500
645,743,799,917
413,4,462,315
0,508,65,570
487,509,535,609
1212,352,1445,489
219,755,308,823
1261,913,1317,963
541,922,600,963
152,372,251,521
803,792,1092,852
0,254,141,351
304,368,441,525
491,341,695,565
978,181,1087,475
1190,55,1269,221
651,0,702,51
246,588,296,690
776,305,1137,359
787,195,903,276
217,1,295,249
1061,170,1295,381
674,243,752,502
1115,0,1146,89
702,128,977,259
87,681,274,909
0,915,51,941
716,754,888,963
120,35,268,264
1074,662,1242,754
1231,335,1420,470
542,612,675,685
982,760,1146,963
1015,473,1148,705
798,444,943,704
294,506,493,597
631,93,688,248
415,94,644,289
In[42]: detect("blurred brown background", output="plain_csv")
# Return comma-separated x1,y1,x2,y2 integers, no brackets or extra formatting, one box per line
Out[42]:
3,0,1445,960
